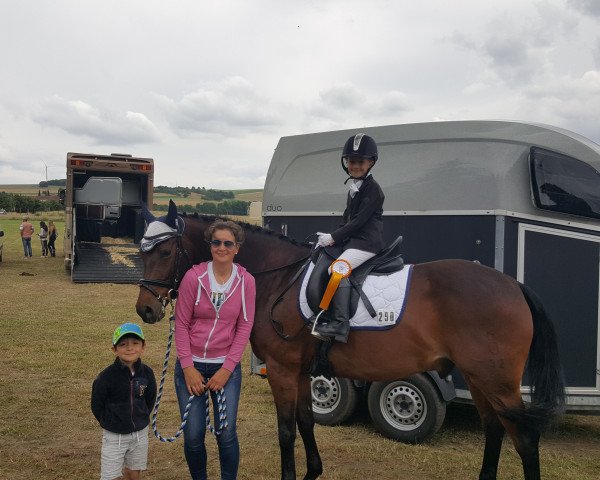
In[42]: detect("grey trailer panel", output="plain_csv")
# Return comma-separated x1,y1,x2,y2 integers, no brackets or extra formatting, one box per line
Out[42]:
264,121,600,230
518,224,600,393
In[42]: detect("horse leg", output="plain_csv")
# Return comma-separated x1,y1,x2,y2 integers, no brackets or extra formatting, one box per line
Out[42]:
468,379,541,480
498,411,542,480
267,362,301,480
296,373,323,480
468,384,505,480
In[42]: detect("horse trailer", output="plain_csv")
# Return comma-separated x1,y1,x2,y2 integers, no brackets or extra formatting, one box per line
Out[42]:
63,152,154,283
255,120,600,441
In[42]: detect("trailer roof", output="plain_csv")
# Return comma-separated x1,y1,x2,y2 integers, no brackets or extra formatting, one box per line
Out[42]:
263,120,600,220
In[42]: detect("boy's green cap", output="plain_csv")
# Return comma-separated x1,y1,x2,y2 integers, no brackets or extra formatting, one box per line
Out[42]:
112,323,145,345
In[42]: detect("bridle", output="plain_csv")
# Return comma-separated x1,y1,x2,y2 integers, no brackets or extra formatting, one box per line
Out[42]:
138,232,192,314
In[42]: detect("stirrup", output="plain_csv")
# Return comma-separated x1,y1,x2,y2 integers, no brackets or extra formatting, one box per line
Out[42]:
310,310,330,342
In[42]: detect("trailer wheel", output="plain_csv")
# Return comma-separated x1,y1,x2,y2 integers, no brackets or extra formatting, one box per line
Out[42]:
311,376,358,425
367,374,446,444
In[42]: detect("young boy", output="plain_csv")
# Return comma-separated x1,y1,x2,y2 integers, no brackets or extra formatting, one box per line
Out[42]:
92,323,157,480
313,133,385,342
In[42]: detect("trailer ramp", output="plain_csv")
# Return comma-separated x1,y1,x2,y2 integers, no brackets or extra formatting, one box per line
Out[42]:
71,241,143,283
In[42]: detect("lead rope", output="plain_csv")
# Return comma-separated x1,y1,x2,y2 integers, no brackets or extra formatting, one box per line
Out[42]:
152,310,228,442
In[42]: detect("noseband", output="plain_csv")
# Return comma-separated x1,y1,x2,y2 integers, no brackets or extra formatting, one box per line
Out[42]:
139,232,191,312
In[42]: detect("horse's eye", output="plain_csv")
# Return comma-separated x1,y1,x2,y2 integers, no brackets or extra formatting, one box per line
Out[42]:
159,249,171,258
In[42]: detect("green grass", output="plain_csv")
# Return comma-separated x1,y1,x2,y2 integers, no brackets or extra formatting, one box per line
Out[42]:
0,217,598,479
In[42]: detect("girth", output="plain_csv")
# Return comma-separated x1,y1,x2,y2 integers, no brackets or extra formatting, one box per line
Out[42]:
306,236,404,319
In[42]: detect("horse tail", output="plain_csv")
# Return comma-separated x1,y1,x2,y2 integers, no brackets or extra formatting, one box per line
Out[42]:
506,282,565,428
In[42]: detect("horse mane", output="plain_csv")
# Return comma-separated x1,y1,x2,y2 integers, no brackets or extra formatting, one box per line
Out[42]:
180,212,309,247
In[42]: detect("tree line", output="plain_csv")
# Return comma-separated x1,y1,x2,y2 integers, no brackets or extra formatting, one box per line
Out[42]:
154,186,235,201
0,192,62,213
0,186,250,215
153,199,249,215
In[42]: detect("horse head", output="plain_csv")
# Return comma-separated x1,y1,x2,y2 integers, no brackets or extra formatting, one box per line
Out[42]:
136,200,200,324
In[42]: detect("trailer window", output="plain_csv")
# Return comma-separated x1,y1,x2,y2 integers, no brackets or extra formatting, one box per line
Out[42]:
530,147,600,220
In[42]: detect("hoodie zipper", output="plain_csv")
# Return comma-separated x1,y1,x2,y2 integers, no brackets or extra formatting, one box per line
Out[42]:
199,272,243,358
129,375,136,432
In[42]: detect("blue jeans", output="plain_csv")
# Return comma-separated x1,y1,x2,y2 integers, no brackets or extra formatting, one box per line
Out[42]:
22,238,32,257
175,360,241,480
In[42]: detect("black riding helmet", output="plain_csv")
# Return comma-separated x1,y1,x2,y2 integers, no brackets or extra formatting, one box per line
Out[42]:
340,133,378,176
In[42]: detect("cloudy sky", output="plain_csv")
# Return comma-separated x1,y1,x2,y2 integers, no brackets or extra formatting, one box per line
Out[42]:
1,0,599,188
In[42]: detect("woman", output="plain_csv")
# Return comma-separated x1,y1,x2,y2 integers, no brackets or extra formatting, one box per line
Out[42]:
38,221,49,257
174,220,255,480
47,220,57,257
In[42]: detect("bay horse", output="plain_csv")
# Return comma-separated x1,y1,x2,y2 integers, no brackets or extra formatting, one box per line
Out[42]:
135,201,564,480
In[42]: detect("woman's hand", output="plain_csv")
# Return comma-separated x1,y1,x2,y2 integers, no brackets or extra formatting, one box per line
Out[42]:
206,368,232,391
183,366,206,396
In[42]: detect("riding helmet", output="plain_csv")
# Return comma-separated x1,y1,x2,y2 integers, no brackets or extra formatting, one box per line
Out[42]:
340,133,378,175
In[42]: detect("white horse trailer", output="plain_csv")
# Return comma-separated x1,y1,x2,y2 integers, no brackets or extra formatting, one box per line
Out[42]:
254,120,600,442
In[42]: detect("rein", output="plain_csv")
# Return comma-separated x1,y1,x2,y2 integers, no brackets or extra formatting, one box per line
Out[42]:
268,257,313,341
250,253,310,276
152,311,228,442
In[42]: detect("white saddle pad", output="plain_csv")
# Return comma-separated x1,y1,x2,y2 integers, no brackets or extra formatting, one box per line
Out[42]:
299,263,413,330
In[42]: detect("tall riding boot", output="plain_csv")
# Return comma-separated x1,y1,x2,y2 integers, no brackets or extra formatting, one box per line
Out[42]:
315,278,351,343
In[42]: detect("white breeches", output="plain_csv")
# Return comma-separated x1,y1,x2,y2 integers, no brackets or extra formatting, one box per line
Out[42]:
336,249,376,270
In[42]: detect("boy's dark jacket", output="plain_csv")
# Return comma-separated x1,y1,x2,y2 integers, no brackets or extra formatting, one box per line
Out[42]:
331,175,385,253
91,358,157,434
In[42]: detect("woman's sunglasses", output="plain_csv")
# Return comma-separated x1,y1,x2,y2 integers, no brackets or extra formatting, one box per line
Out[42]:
208,239,237,249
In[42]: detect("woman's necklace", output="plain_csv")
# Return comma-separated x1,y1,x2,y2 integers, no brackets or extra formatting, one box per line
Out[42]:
214,269,232,285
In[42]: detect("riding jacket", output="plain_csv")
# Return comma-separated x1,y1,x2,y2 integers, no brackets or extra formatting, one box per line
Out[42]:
91,358,157,434
175,262,256,373
331,174,385,253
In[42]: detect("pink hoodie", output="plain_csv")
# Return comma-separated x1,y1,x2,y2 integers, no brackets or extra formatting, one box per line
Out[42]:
175,262,255,372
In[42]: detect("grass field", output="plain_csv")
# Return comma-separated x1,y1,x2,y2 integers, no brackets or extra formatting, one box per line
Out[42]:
1,218,599,479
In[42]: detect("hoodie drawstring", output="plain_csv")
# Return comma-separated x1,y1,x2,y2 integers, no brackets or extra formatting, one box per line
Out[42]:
195,275,203,305
241,275,247,321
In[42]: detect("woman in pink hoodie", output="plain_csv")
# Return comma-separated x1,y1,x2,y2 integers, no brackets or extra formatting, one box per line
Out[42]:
174,219,255,480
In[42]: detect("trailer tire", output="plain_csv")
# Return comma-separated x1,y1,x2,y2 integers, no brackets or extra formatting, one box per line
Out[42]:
367,374,446,444
311,376,358,425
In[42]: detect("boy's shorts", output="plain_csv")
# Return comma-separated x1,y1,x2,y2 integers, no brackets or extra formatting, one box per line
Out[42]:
101,426,149,480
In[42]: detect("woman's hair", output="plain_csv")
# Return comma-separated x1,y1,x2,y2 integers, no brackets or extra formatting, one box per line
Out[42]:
204,220,245,244
49,220,54,226
40,221,47,229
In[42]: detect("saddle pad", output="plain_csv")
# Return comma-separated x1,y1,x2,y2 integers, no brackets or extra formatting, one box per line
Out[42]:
299,263,414,330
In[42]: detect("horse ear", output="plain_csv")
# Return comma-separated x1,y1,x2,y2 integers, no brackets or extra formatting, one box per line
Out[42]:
165,199,178,228
141,202,156,224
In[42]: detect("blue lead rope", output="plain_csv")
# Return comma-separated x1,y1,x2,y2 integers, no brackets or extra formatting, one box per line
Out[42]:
152,313,227,443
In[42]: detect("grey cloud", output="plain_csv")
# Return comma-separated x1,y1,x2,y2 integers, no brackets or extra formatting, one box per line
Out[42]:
447,5,579,88
520,70,600,140
156,77,282,136
32,96,161,145
319,84,365,110
568,0,600,18
311,84,411,121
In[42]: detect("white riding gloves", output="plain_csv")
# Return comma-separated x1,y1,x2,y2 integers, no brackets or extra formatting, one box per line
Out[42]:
316,232,334,247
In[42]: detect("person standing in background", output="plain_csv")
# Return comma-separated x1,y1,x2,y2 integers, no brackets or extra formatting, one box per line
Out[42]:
19,216,34,258
38,221,49,257
47,220,58,257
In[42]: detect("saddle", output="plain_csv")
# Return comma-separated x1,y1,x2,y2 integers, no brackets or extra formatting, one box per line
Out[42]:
305,236,404,319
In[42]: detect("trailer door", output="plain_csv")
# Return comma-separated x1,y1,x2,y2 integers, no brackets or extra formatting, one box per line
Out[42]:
518,224,600,394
